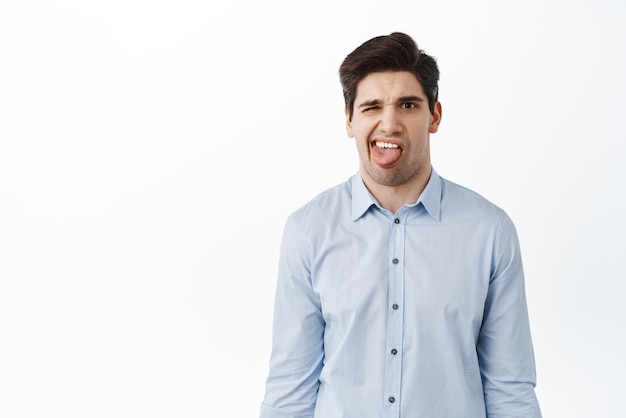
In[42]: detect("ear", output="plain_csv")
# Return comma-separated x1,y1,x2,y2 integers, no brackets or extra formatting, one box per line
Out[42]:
428,101,442,134
345,108,355,138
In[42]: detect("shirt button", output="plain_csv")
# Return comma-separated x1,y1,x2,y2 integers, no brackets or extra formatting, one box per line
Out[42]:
391,348,398,355
389,397,396,403
392,303,399,310
392,258,399,264
394,218,400,224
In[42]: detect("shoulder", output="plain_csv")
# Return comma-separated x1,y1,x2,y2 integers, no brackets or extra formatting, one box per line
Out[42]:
287,176,353,230
438,176,521,263
439,176,509,226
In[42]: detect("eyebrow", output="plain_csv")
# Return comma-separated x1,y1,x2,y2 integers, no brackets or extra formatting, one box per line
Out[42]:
358,99,381,109
398,95,425,103
357,96,425,109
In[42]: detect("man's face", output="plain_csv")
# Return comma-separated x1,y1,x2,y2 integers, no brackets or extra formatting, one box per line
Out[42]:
346,71,441,189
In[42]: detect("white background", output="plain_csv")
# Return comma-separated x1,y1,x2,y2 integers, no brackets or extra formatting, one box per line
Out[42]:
1,0,625,417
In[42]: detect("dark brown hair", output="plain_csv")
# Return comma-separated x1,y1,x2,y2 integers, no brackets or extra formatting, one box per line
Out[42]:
339,32,439,120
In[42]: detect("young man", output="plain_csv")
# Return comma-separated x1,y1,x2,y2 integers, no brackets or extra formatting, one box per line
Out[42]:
260,32,541,418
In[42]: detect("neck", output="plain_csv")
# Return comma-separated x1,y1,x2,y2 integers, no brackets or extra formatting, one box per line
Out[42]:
362,167,432,213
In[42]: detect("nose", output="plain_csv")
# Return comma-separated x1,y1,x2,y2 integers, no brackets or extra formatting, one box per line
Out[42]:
378,107,402,135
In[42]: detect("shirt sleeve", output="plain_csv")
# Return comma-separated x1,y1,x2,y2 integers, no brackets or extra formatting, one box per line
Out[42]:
260,213,325,418
477,211,542,417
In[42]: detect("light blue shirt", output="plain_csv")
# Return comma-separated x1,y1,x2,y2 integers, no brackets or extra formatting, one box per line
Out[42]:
261,169,541,418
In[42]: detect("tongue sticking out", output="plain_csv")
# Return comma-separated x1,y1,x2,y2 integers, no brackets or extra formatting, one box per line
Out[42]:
372,145,402,167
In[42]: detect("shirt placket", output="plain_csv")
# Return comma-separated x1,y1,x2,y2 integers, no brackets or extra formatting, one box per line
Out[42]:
383,210,406,418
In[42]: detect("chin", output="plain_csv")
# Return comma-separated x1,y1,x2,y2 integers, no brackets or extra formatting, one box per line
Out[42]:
371,171,409,187
368,164,423,187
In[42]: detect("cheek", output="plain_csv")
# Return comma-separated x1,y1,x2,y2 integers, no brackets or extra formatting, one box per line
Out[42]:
353,121,374,140
356,137,371,157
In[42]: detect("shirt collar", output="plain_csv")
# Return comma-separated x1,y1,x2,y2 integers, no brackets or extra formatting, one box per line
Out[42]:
419,168,442,221
351,167,442,221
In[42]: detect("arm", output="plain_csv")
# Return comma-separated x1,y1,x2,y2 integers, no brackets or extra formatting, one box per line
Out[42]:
260,213,325,418
477,212,542,417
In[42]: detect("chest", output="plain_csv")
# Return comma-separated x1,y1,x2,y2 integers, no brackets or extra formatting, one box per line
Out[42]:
309,218,492,328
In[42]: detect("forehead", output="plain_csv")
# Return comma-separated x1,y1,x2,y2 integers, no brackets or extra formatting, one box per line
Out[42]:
355,71,425,102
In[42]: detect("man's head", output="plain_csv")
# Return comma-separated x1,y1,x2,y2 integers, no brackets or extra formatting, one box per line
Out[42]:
339,32,440,121
340,33,442,198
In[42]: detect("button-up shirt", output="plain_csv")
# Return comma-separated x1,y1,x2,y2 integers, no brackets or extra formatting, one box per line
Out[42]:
260,168,541,418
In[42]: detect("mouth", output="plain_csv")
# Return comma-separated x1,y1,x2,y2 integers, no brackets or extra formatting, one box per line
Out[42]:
370,139,404,167
373,140,401,149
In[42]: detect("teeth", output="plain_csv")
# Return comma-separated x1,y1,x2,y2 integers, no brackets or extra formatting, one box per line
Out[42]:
375,141,399,149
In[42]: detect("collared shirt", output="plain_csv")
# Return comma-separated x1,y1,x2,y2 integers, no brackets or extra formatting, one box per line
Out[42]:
260,168,541,418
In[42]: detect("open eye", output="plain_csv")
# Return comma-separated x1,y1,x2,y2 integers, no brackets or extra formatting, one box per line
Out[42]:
401,102,417,109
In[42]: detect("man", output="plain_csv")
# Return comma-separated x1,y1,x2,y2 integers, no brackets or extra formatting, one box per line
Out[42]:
260,32,541,417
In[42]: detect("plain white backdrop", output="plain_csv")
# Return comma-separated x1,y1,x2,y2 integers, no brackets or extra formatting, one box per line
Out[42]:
1,0,625,416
